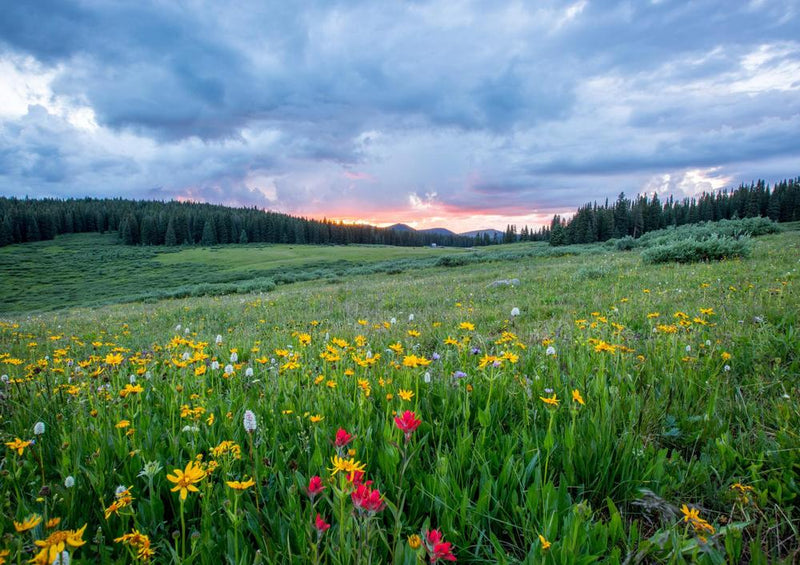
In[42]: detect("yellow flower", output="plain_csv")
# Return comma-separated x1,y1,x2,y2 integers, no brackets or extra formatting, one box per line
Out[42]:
407,329,420,338
226,478,256,490
540,394,559,407
571,389,585,406
105,352,124,366
309,414,324,423
398,389,414,402
538,534,551,550
167,461,206,501
14,513,42,532
46,517,62,529
328,455,367,481
681,504,700,523
721,352,731,361
31,525,87,564
402,354,431,368
5,437,33,456
116,420,131,429
408,534,422,549
459,322,475,331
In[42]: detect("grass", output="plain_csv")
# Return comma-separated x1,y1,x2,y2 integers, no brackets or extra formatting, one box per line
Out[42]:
0,229,798,563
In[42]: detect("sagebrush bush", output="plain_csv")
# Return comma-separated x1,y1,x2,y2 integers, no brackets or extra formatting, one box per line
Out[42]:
641,235,752,263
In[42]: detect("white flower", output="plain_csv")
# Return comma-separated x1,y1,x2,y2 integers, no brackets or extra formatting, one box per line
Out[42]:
144,371,152,380
390,318,397,324
245,367,254,377
34,421,45,435
52,550,70,565
1,374,8,384
423,372,431,383
705,340,712,346
224,364,234,376
545,346,556,356
175,324,182,331
243,410,257,433
184,328,190,335
408,314,415,321
115,485,128,497
210,361,220,370
64,475,75,488
182,352,191,361
215,334,223,345
230,352,238,363
182,425,199,433
685,345,692,353
129,375,137,384
510,307,520,317
723,364,731,372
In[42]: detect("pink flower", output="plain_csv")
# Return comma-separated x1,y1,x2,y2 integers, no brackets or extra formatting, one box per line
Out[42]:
394,410,422,442
335,428,353,448
307,475,325,500
425,529,456,562
314,513,330,534
351,483,385,515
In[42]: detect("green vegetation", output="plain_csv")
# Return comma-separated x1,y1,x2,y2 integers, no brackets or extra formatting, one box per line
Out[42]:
0,228,798,563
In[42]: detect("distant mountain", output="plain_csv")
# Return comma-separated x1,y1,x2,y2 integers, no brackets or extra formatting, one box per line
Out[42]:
386,223,500,239
420,227,457,236
460,229,504,239
385,223,415,232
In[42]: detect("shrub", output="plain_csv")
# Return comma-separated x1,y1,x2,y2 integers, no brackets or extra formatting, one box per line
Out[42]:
615,236,638,251
641,235,752,264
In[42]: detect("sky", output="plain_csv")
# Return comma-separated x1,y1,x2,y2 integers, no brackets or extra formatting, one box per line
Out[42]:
1,1,799,233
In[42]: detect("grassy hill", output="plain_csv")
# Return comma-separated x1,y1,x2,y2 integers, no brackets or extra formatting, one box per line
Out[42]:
0,229,798,563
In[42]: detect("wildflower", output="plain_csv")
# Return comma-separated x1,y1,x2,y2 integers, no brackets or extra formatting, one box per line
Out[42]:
215,335,223,345
105,486,134,518
243,410,257,433
329,455,367,481
230,351,238,363
540,394,559,406
314,513,331,534
307,475,326,499
408,534,422,549
34,421,46,435
511,307,520,317
31,525,86,565
166,461,206,501
14,513,43,532
545,346,556,356
105,353,124,366
571,389,585,406
424,529,456,562
723,364,731,372
453,371,467,379
5,437,32,455
226,478,256,490
459,322,475,331
46,518,62,529
138,461,163,480
51,550,70,565
394,410,422,442
335,428,353,448
538,534,551,551
224,364,234,376
424,372,431,383
351,483,385,515
245,367,254,377
115,529,154,562
309,414,324,423
721,352,731,361
64,476,75,488
116,420,131,429
398,389,414,401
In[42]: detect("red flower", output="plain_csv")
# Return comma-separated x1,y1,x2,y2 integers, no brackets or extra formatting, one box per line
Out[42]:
425,529,456,563
314,513,330,534
307,475,325,499
394,410,422,441
334,428,353,448
351,483,385,515
346,470,372,487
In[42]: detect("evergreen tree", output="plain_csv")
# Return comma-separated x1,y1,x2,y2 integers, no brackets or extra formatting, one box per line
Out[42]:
200,219,217,246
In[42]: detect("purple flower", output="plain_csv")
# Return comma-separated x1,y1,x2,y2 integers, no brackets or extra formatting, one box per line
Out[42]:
453,371,467,379
470,347,481,355
431,352,441,361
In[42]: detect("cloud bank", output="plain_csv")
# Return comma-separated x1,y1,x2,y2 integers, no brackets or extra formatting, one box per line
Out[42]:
1,1,798,231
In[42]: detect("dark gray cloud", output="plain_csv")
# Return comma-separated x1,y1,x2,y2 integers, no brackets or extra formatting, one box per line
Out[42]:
0,0,798,230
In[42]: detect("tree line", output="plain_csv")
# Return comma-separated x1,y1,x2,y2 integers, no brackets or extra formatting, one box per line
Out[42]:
0,199,483,248
547,177,800,246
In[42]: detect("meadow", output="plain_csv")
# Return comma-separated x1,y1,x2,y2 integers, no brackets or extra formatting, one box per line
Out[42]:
1,226,799,563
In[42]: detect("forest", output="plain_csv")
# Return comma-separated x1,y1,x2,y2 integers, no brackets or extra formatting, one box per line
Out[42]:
1,177,797,248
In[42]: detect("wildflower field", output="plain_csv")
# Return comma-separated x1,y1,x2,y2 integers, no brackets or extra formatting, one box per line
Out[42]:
1,228,799,564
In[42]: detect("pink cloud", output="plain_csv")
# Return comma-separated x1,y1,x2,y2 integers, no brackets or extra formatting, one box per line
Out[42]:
343,171,375,181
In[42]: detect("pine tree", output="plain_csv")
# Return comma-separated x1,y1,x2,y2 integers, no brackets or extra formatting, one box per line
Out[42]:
200,219,217,246
164,218,178,246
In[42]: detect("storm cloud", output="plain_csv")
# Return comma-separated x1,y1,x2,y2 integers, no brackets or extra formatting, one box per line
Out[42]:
1,0,798,231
